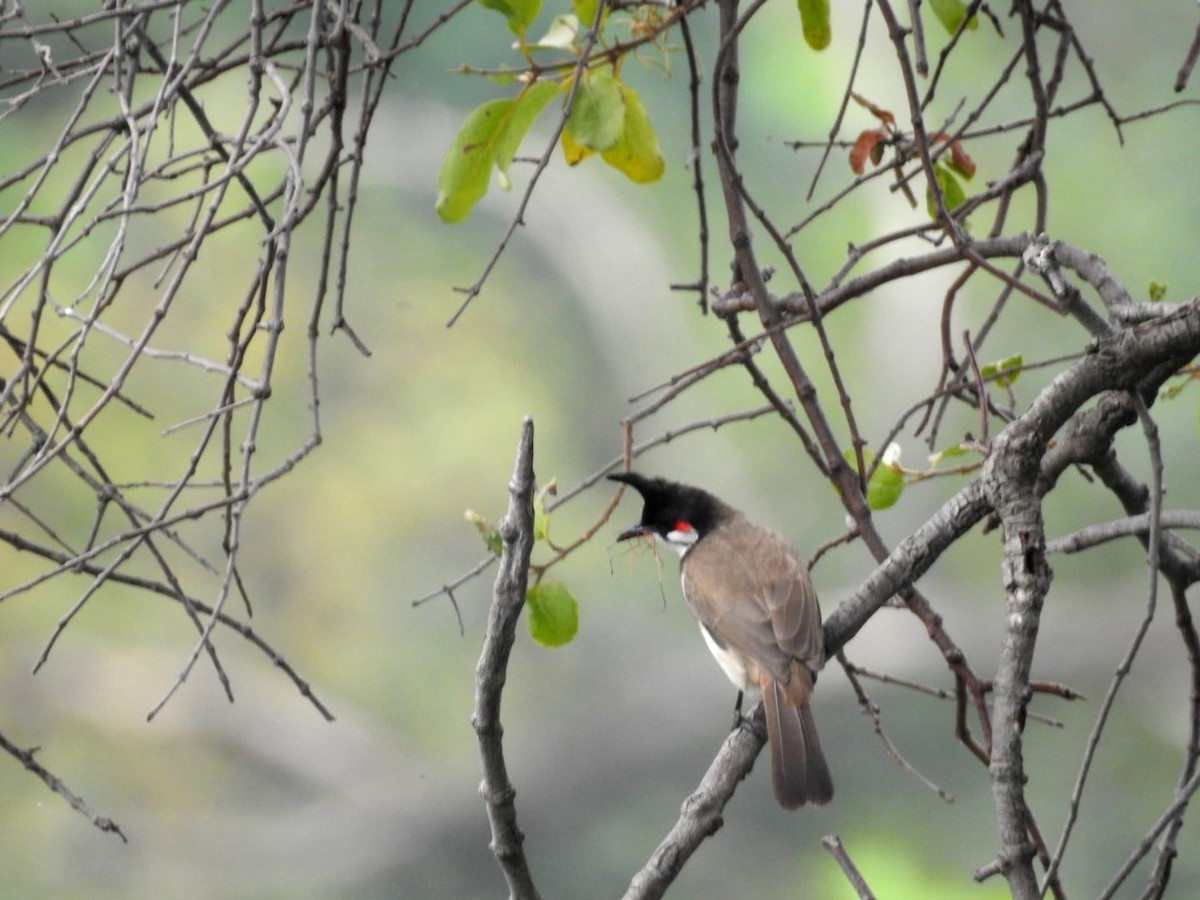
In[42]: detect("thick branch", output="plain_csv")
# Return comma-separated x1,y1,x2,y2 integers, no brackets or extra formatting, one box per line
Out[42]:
824,480,989,652
979,299,1200,896
472,418,541,900
982,422,1049,898
624,705,767,900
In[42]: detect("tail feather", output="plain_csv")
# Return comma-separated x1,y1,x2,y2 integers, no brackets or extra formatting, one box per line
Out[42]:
763,678,833,809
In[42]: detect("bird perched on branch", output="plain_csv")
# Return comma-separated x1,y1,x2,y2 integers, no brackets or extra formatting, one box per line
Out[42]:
610,472,833,809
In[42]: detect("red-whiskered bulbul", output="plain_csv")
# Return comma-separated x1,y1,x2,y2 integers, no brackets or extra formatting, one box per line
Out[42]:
610,472,833,809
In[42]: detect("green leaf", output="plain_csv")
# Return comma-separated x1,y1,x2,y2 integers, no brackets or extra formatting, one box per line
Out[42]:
868,464,905,510
843,448,905,511
465,509,503,556
928,0,978,35
527,581,579,647
600,82,665,183
797,0,831,50
868,449,905,511
1149,280,1168,303
926,162,967,218
477,0,541,35
981,353,1024,388
566,69,625,152
435,81,560,223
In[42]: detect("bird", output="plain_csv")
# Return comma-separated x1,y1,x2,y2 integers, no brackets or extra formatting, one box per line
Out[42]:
609,472,833,809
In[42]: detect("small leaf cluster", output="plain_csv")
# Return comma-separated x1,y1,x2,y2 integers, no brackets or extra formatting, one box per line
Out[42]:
848,356,1024,509
849,93,978,219
845,0,981,219
436,0,674,223
438,0,837,223
925,133,977,219
849,438,999,511
467,481,580,647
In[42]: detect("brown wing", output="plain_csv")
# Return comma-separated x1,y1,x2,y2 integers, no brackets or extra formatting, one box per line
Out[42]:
682,515,825,681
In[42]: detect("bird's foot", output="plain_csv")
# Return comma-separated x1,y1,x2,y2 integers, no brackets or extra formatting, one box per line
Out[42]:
730,690,756,734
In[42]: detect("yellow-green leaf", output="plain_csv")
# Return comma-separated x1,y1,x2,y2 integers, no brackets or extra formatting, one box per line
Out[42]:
928,0,978,35
533,479,556,541
566,68,625,152
436,98,510,223
436,81,560,223
600,82,664,184
477,0,541,35
527,581,579,647
797,0,831,50
493,80,561,188
1149,281,1168,302
981,353,1024,388
561,126,592,166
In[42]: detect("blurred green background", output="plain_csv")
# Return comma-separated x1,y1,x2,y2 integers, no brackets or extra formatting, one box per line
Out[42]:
2,2,1200,897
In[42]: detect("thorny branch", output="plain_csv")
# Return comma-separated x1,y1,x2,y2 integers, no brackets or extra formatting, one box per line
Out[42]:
430,0,1200,897
0,1,418,835
4,0,1197,896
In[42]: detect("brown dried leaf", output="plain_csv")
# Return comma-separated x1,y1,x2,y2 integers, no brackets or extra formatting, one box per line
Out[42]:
851,92,896,126
850,129,885,175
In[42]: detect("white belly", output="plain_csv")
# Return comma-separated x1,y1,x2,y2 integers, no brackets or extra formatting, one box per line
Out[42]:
699,623,757,692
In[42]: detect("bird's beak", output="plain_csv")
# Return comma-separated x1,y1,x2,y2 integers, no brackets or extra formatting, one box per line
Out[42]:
616,522,650,542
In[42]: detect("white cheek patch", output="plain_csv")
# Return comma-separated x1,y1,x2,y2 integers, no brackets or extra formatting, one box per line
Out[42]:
665,527,699,551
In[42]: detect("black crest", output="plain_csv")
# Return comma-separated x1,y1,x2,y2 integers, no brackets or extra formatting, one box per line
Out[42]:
608,472,729,538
